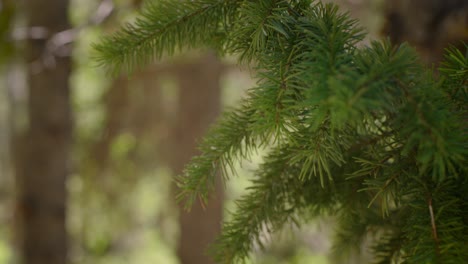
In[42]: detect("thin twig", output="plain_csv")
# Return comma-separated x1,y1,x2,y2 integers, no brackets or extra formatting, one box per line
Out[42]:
427,196,441,258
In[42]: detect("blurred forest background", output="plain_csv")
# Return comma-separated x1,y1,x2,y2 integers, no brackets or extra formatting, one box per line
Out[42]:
0,0,466,263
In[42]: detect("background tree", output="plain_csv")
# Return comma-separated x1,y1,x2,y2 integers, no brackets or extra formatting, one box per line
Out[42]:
383,0,468,64
95,1,467,264
168,53,224,264
14,0,72,263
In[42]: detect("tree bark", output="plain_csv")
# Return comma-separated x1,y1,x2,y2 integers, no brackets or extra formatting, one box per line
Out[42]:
15,0,72,263
169,53,224,264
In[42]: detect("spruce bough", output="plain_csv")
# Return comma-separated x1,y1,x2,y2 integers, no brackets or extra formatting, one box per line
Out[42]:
95,1,467,263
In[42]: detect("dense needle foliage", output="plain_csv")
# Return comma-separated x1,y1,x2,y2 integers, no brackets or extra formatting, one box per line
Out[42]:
94,0,467,263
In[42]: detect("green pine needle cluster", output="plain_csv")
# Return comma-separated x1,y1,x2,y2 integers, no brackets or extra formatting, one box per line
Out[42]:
94,0,467,263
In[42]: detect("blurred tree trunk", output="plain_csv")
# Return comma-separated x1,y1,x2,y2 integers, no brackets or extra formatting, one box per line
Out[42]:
383,0,468,64
15,0,72,263
169,53,224,264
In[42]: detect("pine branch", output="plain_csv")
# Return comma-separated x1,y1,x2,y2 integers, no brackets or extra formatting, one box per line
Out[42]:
397,74,467,182
371,229,404,264
227,0,305,64
402,178,468,263
95,0,468,262
93,0,241,73
211,144,339,263
439,45,467,120
176,100,258,208
291,4,365,130
211,147,298,263
177,1,362,206
287,125,350,186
